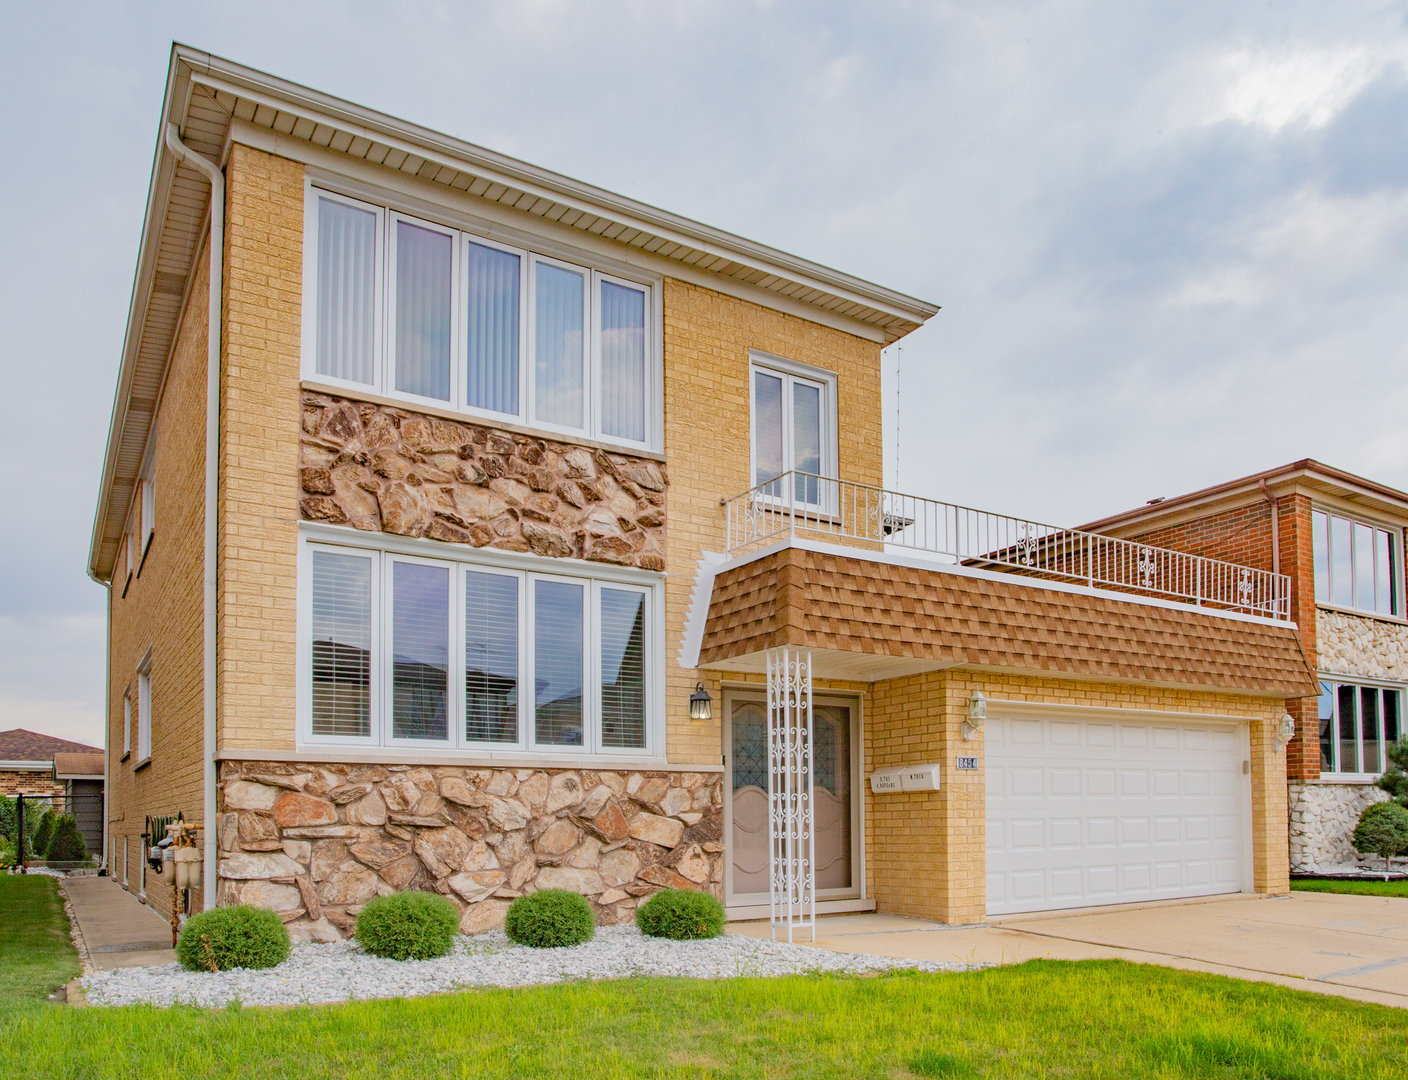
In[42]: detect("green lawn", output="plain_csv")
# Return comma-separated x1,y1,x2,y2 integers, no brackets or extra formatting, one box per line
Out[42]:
1,960,1405,1079
1293,878,1408,898
0,875,80,1002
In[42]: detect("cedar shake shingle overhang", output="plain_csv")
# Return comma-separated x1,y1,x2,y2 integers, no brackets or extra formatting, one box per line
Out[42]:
696,544,1319,697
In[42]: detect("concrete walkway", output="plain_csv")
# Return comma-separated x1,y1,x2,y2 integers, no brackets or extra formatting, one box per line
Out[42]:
730,892,1408,1009
61,876,177,971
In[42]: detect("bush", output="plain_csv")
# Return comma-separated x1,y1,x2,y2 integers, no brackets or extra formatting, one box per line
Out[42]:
0,795,15,841
1378,739,1408,808
355,891,460,960
635,888,725,940
504,889,595,948
1353,801,1408,872
176,905,290,972
46,816,88,864
29,810,57,859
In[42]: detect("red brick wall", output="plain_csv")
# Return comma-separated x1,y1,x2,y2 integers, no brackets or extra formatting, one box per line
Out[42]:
0,770,63,797
1127,493,1321,781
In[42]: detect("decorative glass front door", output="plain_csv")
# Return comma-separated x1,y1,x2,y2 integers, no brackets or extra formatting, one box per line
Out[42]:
726,696,855,905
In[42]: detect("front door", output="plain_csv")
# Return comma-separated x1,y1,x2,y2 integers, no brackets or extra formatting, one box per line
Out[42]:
724,693,859,907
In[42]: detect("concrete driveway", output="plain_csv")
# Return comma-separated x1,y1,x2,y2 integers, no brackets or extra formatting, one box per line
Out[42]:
729,892,1408,1009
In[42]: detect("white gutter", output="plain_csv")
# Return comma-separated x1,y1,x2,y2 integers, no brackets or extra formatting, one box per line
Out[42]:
162,124,222,911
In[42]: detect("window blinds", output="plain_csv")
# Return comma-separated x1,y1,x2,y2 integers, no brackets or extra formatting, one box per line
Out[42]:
394,221,453,401
311,549,373,737
465,570,519,743
599,281,646,442
465,242,520,415
599,588,646,748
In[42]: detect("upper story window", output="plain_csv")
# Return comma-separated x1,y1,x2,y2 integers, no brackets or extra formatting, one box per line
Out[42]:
1319,680,1401,775
1312,510,1399,616
122,691,132,758
136,651,153,764
304,187,657,451
750,353,836,506
301,534,660,757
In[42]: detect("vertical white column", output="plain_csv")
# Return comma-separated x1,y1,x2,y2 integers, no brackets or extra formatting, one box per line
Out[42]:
767,645,814,943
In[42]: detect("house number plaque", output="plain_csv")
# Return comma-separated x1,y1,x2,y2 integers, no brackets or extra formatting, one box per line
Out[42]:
955,756,979,771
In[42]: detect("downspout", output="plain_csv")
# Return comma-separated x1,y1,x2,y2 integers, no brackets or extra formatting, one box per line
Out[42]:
163,124,222,911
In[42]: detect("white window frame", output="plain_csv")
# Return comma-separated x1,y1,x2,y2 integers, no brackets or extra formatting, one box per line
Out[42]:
122,691,132,758
136,650,152,764
748,351,839,506
1317,676,1404,778
140,477,155,554
300,180,660,452
296,524,664,761
1312,507,1403,618
300,187,386,394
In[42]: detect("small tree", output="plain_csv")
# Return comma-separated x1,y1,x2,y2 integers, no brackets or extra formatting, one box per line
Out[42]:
1377,739,1408,808
30,810,58,859
47,816,88,864
0,795,15,841
1353,801,1408,873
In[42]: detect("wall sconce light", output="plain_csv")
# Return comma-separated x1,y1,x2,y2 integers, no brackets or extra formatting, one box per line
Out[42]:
689,683,713,721
1273,713,1295,752
962,690,987,741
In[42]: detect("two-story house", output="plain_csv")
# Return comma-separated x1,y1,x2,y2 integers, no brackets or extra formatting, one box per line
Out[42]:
91,46,1317,941
1083,460,1408,872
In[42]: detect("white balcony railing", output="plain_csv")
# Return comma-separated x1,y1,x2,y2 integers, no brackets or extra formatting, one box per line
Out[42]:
724,472,1291,620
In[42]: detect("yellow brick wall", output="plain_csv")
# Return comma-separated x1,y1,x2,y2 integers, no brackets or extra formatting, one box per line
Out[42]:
217,144,305,751
864,670,1288,923
106,236,211,920
662,279,883,764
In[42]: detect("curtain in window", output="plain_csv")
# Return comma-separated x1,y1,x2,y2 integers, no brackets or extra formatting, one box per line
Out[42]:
1362,687,1383,773
753,372,783,491
534,580,583,745
1331,516,1353,607
599,282,646,442
534,264,585,428
391,562,449,740
465,242,520,414
394,222,452,401
1317,681,1334,772
600,589,645,748
1355,522,1375,612
465,570,518,743
316,198,377,384
1338,684,1358,772
311,550,373,737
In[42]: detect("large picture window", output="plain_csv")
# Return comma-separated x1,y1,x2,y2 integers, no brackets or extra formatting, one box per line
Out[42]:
305,187,656,449
1318,680,1402,775
1313,510,1400,616
302,538,657,755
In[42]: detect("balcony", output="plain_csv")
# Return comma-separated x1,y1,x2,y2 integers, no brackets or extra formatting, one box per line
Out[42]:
723,472,1291,621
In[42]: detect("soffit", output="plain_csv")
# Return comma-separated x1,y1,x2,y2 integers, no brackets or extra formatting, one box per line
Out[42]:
88,45,940,583
699,546,1320,698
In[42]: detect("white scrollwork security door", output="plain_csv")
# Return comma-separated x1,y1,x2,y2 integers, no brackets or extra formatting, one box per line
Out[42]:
767,646,815,942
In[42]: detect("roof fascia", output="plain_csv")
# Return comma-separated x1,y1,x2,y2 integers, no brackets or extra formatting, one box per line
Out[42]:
176,45,938,327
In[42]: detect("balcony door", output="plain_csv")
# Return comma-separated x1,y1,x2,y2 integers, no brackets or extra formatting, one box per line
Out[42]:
723,690,860,908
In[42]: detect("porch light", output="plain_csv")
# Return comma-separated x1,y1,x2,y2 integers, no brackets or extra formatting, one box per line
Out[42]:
689,683,713,721
1274,713,1296,752
962,691,987,741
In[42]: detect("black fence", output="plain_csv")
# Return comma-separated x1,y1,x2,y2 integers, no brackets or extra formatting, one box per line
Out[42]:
14,792,104,870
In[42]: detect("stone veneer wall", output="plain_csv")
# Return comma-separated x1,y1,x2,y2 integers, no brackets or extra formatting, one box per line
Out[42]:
1289,783,1390,870
298,392,666,570
217,761,721,941
1316,609,1408,681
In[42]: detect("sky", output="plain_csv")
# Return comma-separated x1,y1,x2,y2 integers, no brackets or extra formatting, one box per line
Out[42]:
3,1,1408,746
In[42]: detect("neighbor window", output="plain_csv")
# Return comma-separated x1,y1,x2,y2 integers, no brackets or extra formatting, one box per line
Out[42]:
751,355,836,505
306,188,655,448
1318,680,1402,775
140,478,155,554
1313,510,1399,616
304,540,656,754
122,692,132,758
136,653,152,762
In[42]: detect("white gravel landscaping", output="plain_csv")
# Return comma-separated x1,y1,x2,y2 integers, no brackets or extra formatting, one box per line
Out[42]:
81,925,973,1008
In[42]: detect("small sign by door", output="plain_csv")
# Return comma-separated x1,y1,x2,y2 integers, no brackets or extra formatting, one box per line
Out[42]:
956,756,979,771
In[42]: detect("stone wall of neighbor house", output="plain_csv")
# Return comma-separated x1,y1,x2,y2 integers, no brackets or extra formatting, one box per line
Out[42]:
1316,610,1408,682
0,771,63,798
1290,783,1392,870
298,392,667,570
216,761,722,940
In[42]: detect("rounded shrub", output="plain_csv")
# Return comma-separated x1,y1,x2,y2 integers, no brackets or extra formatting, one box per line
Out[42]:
176,904,291,972
30,810,57,859
504,889,595,948
355,890,460,960
635,888,725,940
1354,800,1408,871
46,816,88,864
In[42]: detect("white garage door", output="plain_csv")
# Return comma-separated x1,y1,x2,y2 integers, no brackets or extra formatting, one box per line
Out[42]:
986,713,1248,916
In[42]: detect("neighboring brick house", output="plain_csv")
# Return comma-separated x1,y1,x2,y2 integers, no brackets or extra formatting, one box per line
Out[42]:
89,46,1316,938
0,729,101,798
1082,460,1408,871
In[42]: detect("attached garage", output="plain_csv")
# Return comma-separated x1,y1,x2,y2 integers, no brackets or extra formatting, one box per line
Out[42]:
986,710,1250,916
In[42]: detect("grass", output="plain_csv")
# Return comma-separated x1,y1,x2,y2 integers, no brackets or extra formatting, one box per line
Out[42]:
1292,878,1408,898
1,959,1406,1078
0,875,80,1002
